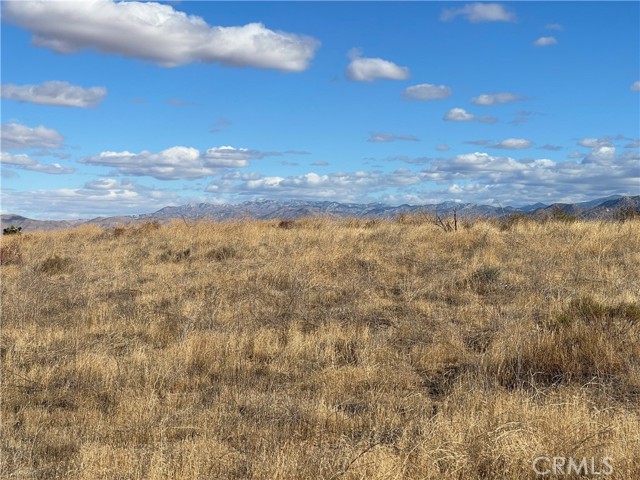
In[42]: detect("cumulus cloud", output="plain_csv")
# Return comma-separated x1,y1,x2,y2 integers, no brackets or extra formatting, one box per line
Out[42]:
440,3,516,23
577,137,612,148
3,0,319,71
420,149,639,205
471,92,522,106
207,169,422,201
444,108,473,121
533,36,558,47
582,146,616,165
0,152,74,174
81,145,280,180
1,122,64,150
546,23,563,31
368,132,419,143
345,49,410,82
444,108,497,123
631,81,640,92
490,138,533,149
539,144,563,151
403,83,452,101
1,178,181,219
1,81,107,108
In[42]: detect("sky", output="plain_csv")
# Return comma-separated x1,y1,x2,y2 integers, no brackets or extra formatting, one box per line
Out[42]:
1,0,639,219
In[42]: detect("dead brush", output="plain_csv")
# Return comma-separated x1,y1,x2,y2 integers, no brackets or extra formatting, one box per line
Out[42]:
0,242,22,265
2,217,640,479
278,220,296,229
38,255,73,275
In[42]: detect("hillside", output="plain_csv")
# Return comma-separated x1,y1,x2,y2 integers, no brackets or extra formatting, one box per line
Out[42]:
2,216,639,478
2,194,638,232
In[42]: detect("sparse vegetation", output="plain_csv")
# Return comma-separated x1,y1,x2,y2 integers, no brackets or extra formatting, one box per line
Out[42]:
1,218,639,478
3,225,22,235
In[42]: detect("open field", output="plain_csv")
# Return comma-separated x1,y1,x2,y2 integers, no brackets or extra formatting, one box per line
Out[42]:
1,217,639,479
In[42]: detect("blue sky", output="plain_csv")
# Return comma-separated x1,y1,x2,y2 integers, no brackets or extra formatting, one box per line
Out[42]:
1,1,639,219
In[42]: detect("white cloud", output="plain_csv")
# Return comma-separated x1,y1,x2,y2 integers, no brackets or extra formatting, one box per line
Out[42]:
471,92,522,106
533,36,558,47
440,3,516,23
403,83,452,101
436,144,451,151
1,122,64,150
631,81,640,92
3,0,319,72
539,144,563,151
420,149,639,204
443,108,497,123
490,138,533,149
368,132,419,143
582,146,616,165
80,145,280,180
444,108,474,121
0,152,74,174
345,49,410,82
1,81,107,107
546,23,563,31
577,137,612,148
1,178,182,219
206,169,422,201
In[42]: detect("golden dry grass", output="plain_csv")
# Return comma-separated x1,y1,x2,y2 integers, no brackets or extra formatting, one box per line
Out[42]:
1,217,639,479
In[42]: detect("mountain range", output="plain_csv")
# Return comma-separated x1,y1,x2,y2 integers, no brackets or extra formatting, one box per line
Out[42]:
2,195,638,232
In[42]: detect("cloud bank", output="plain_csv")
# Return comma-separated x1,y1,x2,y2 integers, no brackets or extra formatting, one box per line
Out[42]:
1,81,107,107
80,145,280,180
3,0,319,71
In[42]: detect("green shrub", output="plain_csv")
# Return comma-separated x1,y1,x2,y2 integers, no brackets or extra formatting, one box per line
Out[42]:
3,225,22,235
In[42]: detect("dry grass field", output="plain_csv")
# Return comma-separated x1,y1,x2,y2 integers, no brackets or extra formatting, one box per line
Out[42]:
1,216,639,479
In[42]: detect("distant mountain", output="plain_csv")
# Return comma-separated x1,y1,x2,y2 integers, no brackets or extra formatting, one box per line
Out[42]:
533,195,639,219
2,195,638,232
0,214,82,232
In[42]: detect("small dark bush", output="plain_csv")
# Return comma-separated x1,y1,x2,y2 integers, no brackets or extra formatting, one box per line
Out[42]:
3,225,22,235
206,246,238,262
614,205,640,222
112,226,127,237
160,248,191,263
546,297,640,332
471,266,500,283
497,213,532,231
39,255,72,275
136,221,161,233
278,220,295,229
468,266,501,295
549,206,577,223
0,243,22,265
